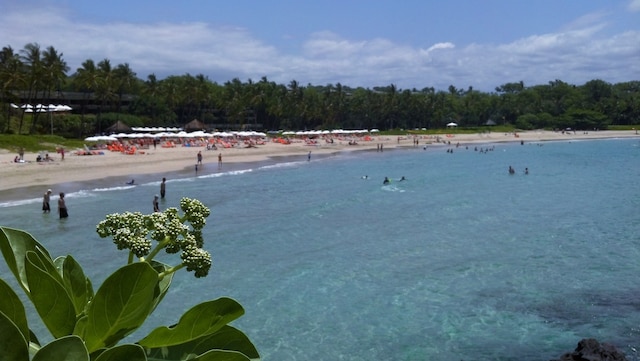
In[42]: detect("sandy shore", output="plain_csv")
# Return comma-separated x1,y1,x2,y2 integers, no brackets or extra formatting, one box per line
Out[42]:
1,129,638,193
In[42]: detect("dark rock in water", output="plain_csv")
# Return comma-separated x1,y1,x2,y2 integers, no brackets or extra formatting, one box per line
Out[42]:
551,338,628,361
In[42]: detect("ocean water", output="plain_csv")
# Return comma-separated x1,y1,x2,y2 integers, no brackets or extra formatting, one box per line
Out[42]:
1,138,640,361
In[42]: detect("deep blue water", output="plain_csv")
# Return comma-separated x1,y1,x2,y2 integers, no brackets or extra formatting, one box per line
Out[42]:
1,138,640,360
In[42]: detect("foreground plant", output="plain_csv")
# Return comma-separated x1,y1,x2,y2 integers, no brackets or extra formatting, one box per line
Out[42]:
0,197,259,360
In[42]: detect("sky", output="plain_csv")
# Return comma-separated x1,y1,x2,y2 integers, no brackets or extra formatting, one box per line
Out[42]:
1,0,639,92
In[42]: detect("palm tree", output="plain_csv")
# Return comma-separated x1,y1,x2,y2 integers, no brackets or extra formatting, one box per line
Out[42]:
383,84,398,130
19,43,42,134
0,46,25,132
74,59,98,117
40,46,69,134
141,73,160,121
113,62,137,113
72,59,100,135
95,59,117,132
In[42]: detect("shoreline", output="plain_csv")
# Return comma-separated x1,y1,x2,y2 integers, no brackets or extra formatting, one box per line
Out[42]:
1,130,638,202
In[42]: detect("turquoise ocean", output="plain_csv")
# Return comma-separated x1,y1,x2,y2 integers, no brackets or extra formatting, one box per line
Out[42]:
1,137,639,360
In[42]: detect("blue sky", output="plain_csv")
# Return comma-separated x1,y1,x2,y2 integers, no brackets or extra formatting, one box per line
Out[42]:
1,0,639,91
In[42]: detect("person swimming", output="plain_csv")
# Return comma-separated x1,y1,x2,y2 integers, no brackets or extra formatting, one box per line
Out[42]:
383,177,390,185
126,179,135,185
399,176,406,181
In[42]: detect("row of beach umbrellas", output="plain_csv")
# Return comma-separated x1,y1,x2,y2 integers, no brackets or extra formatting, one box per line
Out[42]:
11,103,73,112
84,130,268,142
282,129,379,136
84,129,383,142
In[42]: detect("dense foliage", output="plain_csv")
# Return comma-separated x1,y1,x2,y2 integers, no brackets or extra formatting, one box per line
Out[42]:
0,198,259,360
1,42,639,136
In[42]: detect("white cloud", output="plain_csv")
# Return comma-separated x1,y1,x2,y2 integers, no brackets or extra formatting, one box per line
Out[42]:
629,0,640,12
0,5,638,92
427,43,455,52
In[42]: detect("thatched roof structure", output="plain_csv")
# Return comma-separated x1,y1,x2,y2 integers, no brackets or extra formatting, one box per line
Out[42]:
106,120,131,133
184,119,207,131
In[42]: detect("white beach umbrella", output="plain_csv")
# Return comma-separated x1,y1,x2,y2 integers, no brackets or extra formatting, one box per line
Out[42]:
190,130,209,137
446,122,458,127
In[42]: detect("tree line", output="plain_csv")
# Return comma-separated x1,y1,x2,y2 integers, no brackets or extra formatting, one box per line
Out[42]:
1,42,639,136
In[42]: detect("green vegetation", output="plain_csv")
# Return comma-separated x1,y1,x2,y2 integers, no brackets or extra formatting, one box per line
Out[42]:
1,42,640,138
0,134,84,154
0,198,259,360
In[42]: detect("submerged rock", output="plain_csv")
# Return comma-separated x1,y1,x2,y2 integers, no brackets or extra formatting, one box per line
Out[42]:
551,338,628,361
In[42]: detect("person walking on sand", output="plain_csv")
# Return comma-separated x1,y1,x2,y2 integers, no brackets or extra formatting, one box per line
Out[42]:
153,195,160,212
218,153,222,169
58,192,68,219
197,151,203,165
308,151,311,161
42,189,52,213
160,177,166,199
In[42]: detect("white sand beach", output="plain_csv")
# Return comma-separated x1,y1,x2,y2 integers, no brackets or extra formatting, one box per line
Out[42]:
1,129,638,192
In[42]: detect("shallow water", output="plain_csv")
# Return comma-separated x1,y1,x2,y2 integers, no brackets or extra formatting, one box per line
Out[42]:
1,138,640,360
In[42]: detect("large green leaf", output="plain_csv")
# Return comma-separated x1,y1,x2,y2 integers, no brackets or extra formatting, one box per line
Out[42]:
0,226,52,294
93,344,146,361
32,335,89,361
0,278,30,343
0,311,29,361
149,260,173,313
144,325,259,360
58,255,94,316
185,350,252,361
25,252,76,338
138,298,245,348
83,262,158,353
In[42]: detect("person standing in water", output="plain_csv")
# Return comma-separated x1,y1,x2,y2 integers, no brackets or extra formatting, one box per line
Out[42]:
160,177,166,199
153,195,160,212
58,192,68,219
42,189,52,213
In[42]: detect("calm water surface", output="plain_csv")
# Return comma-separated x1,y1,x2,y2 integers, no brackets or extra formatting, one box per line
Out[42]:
1,138,639,360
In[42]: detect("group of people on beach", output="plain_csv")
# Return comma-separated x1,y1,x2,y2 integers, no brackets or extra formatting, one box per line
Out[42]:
154,177,166,212
42,189,67,219
42,176,167,219
508,166,529,175
382,176,406,185
194,151,223,172
148,177,167,212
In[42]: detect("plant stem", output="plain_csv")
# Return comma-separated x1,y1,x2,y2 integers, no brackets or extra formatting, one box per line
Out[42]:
145,237,170,263
158,263,185,280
